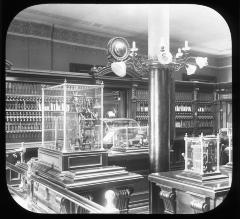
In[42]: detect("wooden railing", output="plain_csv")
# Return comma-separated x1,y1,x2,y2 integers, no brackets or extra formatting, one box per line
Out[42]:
6,162,119,214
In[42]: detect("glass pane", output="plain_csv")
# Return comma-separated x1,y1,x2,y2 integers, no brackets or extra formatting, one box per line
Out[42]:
42,83,103,152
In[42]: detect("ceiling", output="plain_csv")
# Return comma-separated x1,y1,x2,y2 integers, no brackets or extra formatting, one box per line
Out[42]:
14,4,231,57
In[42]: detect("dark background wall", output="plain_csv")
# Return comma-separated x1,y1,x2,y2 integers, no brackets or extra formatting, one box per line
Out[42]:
6,34,107,71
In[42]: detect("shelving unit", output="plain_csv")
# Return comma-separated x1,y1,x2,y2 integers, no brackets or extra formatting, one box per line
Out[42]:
135,88,149,126
5,68,94,144
5,81,45,143
194,88,215,136
131,83,216,138
175,90,194,136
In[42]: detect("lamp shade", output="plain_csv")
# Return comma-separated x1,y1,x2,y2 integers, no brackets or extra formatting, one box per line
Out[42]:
157,51,173,65
186,64,197,75
111,62,126,77
196,57,208,69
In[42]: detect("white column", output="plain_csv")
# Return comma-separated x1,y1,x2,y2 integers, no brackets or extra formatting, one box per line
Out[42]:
148,4,170,58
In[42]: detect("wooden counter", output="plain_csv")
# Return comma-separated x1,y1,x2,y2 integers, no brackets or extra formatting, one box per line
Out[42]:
107,149,149,213
148,167,232,214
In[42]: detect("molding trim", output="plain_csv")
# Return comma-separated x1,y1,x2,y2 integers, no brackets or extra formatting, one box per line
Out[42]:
7,32,107,51
206,64,232,69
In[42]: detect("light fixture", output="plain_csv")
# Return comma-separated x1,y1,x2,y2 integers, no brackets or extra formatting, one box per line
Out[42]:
130,41,138,56
157,50,173,65
182,40,191,51
147,38,207,75
111,62,126,77
196,57,208,69
171,40,208,74
93,37,208,79
186,64,197,75
176,48,183,58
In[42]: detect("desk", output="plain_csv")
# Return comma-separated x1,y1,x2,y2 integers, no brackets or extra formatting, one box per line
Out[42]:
148,167,232,214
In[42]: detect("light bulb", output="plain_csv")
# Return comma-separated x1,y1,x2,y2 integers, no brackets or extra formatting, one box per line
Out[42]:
176,48,183,58
111,62,126,77
132,41,136,49
157,51,172,64
186,64,197,75
196,57,208,69
182,40,190,51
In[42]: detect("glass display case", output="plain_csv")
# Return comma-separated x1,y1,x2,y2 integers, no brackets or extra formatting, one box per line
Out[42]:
103,118,148,152
42,81,104,152
38,81,108,172
177,133,228,182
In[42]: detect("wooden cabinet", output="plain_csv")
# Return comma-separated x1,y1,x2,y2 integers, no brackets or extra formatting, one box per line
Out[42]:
148,167,231,214
174,82,216,138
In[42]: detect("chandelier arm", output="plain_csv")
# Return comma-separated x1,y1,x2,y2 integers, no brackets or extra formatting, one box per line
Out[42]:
184,56,197,63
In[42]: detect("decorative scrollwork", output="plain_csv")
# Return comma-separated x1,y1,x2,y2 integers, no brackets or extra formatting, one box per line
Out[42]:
158,186,176,214
113,187,133,214
190,199,209,213
188,192,210,214
92,37,149,79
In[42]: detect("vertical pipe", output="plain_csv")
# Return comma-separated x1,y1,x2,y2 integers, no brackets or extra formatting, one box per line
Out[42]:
216,133,220,172
184,134,188,171
42,87,44,147
200,133,203,174
169,70,175,155
100,82,104,150
63,82,67,152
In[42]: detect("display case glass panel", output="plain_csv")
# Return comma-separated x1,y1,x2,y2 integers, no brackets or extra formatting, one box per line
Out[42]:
102,118,148,151
184,133,220,175
42,82,103,152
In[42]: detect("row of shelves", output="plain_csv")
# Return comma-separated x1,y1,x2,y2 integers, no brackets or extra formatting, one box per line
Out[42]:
5,80,231,143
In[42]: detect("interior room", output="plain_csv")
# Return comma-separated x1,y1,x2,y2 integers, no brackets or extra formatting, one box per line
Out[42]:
5,4,232,214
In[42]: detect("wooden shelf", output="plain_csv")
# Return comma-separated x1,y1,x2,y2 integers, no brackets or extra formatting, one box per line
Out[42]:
6,130,42,133
6,94,42,97
6,109,41,112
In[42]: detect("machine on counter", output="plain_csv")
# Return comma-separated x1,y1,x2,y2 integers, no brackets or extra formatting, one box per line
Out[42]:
102,118,149,152
177,133,228,182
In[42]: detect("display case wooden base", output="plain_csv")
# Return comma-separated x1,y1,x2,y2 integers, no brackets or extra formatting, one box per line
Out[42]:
175,171,228,183
38,147,108,172
148,166,231,214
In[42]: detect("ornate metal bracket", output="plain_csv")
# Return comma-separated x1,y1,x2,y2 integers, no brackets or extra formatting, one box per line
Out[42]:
92,37,149,79
188,192,210,213
113,187,133,214
158,185,176,214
